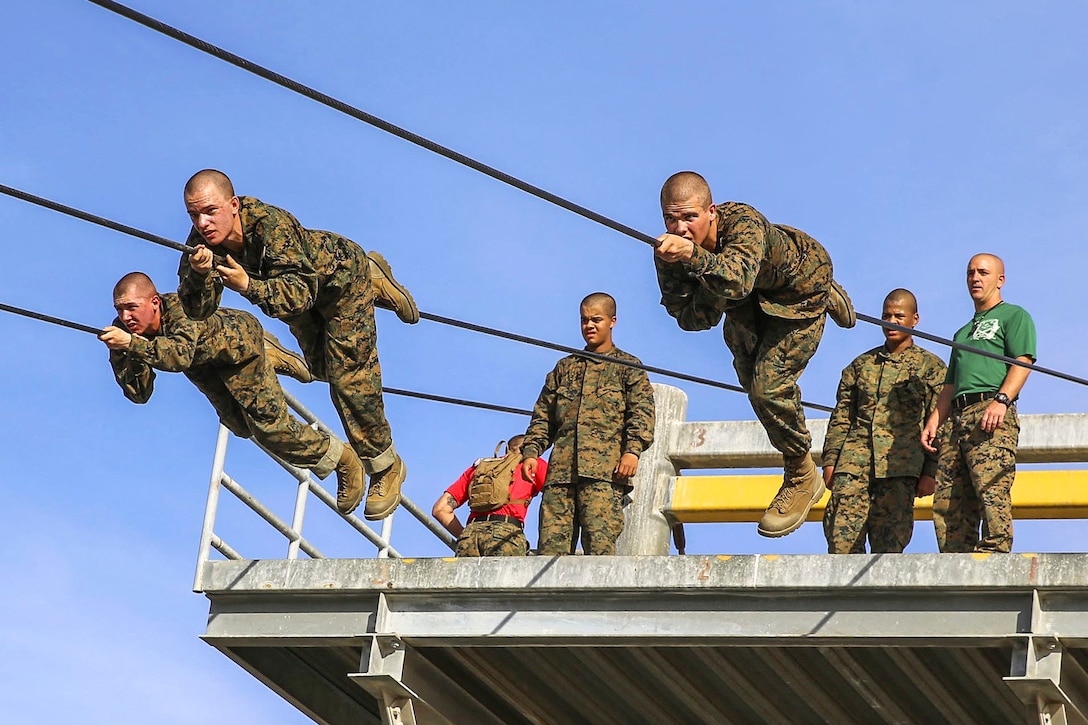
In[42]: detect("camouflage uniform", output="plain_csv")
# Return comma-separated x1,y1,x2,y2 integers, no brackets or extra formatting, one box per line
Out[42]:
521,348,656,555
655,202,833,457
934,301,1036,553
177,197,394,472
822,344,946,553
443,458,548,557
108,294,341,478
935,401,1019,552
455,522,529,557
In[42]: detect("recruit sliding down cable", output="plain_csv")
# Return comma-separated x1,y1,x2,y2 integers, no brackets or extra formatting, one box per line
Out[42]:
85,1,1084,391
0,301,530,416
0,184,833,411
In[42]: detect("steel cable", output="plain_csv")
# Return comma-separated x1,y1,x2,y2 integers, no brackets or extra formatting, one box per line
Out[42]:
0,182,197,255
0,302,104,335
856,313,1088,387
0,300,533,415
84,1,1080,393
87,0,660,249
414,311,828,407
0,185,829,408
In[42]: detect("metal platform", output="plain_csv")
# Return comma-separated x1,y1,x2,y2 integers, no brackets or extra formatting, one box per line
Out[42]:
200,554,1088,725
192,385,1088,724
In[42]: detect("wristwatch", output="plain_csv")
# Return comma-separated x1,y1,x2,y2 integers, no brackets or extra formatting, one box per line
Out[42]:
993,392,1011,406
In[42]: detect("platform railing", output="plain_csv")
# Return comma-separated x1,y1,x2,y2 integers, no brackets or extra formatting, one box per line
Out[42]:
192,391,456,592
617,385,1088,555
193,382,1088,582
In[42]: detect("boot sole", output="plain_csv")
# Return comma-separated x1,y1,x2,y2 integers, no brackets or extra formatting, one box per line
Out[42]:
367,251,420,324
756,478,827,538
363,459,406,521
828,280,857,329
363,492,402,521
338,493,364,516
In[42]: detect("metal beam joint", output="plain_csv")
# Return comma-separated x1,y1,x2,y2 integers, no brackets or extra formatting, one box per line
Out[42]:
1006,635,1088,725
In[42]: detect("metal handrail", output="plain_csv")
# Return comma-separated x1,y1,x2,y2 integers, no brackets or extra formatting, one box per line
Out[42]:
209,534,242,561
400,494,458,549
219,472,325,559
193,426,231,591
192,391,456,591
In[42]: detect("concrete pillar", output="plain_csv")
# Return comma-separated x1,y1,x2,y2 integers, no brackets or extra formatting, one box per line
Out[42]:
617,383,688,556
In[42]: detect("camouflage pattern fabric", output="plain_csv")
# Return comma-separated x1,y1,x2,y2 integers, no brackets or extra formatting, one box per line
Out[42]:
727,304,824,456
177,197,392,460
455,521,529,557
823,473,916,553
821,343,946,554
520,347,655,484
538,478,626,556
655,203,834,457
823,344,947,480
933,399,1020,553
108,293,330,469
655,203,833,324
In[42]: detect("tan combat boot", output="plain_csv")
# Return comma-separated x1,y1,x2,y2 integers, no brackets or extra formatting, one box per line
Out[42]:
757,453,825,538
263,330,313,383
827,279,856,329
335,445,366,515
363,454,407,520
367,251,419,324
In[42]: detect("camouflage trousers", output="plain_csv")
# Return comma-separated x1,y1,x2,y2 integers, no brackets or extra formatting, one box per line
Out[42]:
823,471,916,554
539,478,626,556
282,252,393,465
185,312,332,474
724,300,825,457
934,400,1020,553
455,520,529,557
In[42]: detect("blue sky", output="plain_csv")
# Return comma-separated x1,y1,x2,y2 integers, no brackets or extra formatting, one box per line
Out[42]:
3,1,1088,722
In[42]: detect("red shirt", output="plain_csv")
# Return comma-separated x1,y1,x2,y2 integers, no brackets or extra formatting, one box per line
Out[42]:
444,458,549,523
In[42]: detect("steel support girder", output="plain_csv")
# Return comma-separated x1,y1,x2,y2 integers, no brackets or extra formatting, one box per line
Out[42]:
351,635,421,725
1005,637,1088,725
1005,593,1088,725
349,621,508,725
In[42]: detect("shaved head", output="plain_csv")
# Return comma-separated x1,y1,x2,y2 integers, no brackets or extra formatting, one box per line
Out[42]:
660,171,713,208
969,253,1005,275
581,291,617,317
113,271,158,301
184,169,235,198
966,253,1006,311
883,288,918,315
184,169,243,249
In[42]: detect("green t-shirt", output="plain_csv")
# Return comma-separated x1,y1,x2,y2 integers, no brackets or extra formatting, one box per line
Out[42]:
946,301,1036,396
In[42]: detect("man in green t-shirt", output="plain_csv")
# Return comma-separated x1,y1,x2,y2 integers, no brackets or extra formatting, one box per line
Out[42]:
921,254,1036,552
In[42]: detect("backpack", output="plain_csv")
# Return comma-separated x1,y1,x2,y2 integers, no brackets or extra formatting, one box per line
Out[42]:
468,441,531,512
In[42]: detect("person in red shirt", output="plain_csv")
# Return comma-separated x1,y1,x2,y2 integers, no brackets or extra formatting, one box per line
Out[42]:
432,435,548,556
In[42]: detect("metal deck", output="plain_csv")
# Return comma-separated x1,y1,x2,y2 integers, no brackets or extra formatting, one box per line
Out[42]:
200,554,1088,724
192,386,1088,723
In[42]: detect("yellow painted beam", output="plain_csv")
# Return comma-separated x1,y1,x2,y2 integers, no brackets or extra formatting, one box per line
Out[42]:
669,470,1088,523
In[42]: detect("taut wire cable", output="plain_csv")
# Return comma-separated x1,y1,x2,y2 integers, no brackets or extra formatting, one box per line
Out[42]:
0,183,198,255
0,302,104,335
84,2,1081,392
856,313,1086,387
87,0,661,249
0,185,833,409
0,300,532,416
